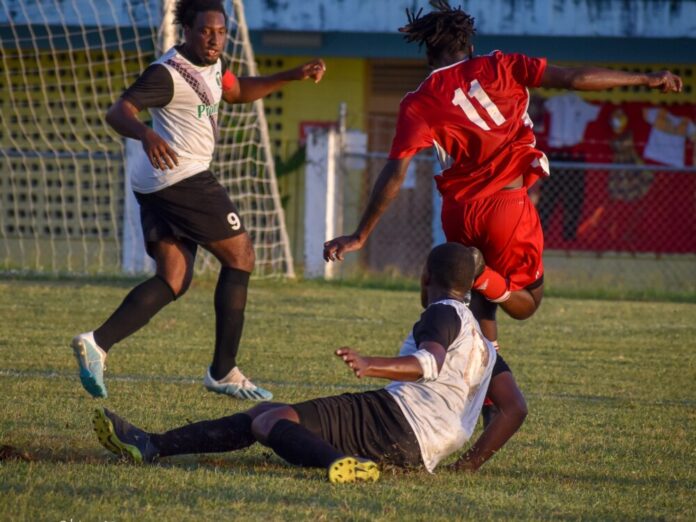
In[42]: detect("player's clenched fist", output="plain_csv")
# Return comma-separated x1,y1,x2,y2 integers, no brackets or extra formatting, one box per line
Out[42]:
294,59,326,84
323,234,363,262
336,347,370,378
646,71,683,93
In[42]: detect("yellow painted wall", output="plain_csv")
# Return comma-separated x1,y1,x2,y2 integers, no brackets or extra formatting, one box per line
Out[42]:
257,56,366,149
253,56,694,268
256,56,367,265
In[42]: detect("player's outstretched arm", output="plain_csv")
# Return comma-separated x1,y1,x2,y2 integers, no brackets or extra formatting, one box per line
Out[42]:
222,59,326,104
336,341,445,381
450,371,527,472
323,157,413,262
541,65,682,93
105,99,178,170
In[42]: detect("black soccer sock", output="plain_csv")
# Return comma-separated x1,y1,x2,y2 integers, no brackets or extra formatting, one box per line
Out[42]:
266,419,344,469
210,267,250,380
150,413,255,458
93,276,176,351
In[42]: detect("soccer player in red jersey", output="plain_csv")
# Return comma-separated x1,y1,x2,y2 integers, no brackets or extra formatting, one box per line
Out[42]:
323,1,681,423
324,1,681,345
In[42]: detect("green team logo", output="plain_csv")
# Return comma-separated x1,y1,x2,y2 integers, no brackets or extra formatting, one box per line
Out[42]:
197,102,220,118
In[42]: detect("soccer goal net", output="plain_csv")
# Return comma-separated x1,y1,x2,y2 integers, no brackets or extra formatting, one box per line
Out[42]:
0,0,294,277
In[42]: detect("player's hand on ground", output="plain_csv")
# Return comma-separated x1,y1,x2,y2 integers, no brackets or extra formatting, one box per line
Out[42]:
294,59,326,83
336,347,370,378
646,71,682,93
141,128,179,170
447,458,476,473
323,234,362,262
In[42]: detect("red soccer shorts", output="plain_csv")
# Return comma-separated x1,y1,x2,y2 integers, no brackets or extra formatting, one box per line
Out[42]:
441,187,544,292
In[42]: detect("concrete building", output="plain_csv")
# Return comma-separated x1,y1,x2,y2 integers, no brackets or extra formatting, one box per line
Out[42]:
246,0,696,268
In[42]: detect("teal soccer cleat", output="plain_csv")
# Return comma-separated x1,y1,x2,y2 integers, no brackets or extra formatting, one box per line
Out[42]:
93,408,159,463
204,366,273,401
71,332,107,398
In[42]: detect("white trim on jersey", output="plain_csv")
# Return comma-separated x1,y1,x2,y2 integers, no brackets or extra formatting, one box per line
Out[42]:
432,139,454,172
412,349,440,381
522,87,534,129
398,56,472,103
428,56,471,76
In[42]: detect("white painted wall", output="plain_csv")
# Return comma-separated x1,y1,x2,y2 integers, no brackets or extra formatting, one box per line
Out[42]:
0,0,160,27
245,0,695,37
122,139,155,274
1,1,693,38
304,128,341,279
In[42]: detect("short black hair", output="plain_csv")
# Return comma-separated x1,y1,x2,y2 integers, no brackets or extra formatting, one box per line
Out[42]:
426,242,479,294
174,0,227,28
399,1,476,61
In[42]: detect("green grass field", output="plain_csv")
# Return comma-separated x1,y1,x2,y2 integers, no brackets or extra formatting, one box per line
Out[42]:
1,277,694,521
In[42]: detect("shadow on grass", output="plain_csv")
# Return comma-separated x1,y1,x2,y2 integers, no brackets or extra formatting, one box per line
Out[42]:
3,444,425,482
3,270,695,303
478,465,696,490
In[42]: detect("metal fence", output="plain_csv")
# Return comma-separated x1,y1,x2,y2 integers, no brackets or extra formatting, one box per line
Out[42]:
334,114,696,296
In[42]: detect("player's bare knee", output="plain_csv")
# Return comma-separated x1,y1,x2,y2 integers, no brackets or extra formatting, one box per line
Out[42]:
237,241,255,271
528,281,544,308
511,394,528,424
207,234,255,271
245,402,286,420
234,234,256,271
251,406,295,444
508,306,538,321
503,294,542,320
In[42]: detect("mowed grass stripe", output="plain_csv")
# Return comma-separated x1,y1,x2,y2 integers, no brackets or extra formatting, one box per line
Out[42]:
0,368,374,392
2,368,695,408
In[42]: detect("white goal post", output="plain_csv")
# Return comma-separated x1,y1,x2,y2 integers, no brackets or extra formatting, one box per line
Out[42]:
0,0,294,277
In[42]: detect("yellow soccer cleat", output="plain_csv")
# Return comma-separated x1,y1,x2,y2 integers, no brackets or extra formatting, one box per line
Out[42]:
328,456,380,484
92,408,159,463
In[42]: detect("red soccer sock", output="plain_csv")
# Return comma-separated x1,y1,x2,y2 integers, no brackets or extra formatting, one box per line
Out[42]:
473,266,510,303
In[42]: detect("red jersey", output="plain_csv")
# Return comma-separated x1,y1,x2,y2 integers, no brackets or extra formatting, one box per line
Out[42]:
389,51,550,202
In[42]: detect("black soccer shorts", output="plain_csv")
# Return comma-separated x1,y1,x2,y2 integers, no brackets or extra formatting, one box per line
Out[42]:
291,389,423,469
135,171,246,252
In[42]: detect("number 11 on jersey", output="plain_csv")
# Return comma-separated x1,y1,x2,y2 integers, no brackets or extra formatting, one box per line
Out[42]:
452,80,506,131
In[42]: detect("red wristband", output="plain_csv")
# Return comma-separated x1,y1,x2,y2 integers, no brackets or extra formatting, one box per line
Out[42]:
222,70,236,91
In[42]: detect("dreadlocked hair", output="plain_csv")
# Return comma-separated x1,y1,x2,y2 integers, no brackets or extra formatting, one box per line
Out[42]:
400,1,476,59
174,0,227,27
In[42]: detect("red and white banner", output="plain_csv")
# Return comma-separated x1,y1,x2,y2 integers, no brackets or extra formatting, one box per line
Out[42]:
534,99,696,253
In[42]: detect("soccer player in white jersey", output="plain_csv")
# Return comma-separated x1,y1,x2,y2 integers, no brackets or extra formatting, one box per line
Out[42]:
71,0,326,400
91,243,527,483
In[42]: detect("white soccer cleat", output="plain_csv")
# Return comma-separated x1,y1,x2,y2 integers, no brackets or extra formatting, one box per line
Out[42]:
204,366,273,401
71,332,107,398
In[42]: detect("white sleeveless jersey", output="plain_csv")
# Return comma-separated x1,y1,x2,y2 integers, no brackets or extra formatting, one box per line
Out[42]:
385,299,496,472
131,47,223,193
